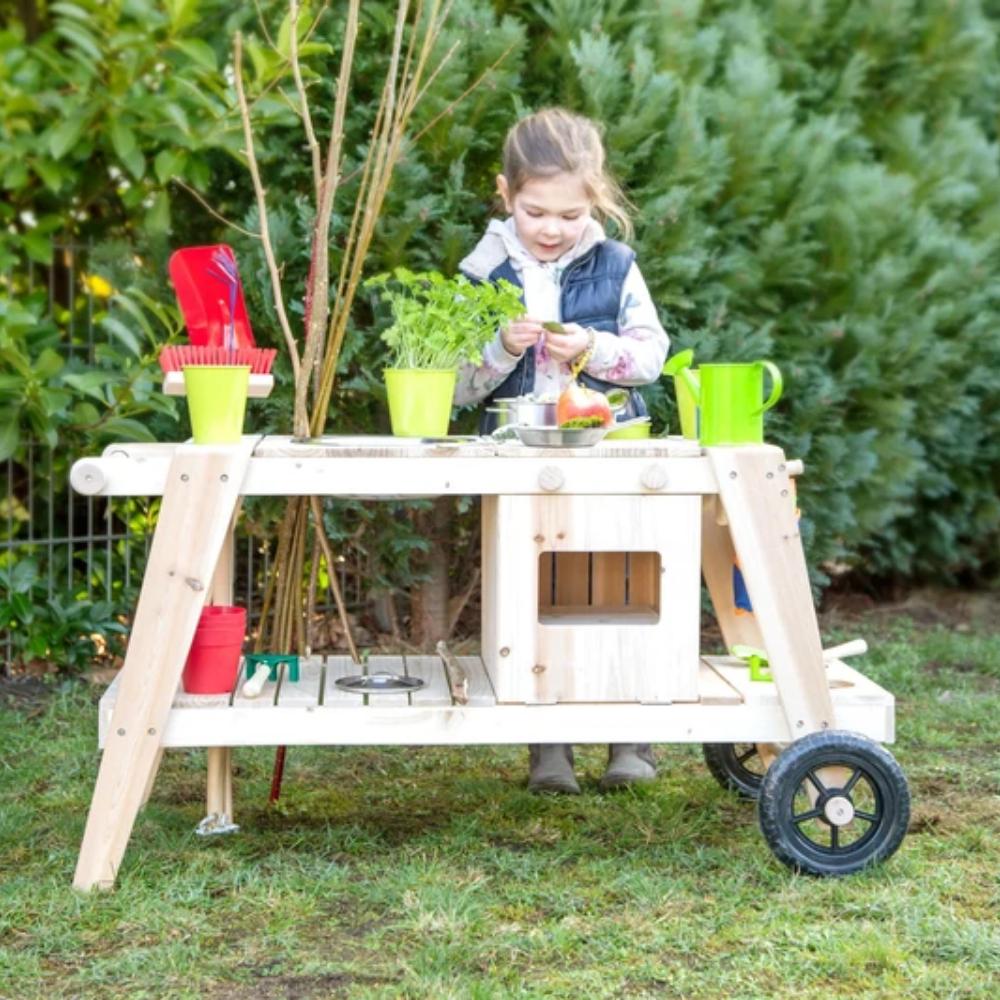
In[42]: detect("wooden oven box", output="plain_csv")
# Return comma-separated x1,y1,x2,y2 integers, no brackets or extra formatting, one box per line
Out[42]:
481,493,702,704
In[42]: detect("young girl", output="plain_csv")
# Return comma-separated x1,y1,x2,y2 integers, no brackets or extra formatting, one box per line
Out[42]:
455,108,668,794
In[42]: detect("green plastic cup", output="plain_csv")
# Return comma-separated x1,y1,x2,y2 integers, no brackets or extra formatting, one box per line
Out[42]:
606,418,652,440
384,368,457,437
184,365,251,444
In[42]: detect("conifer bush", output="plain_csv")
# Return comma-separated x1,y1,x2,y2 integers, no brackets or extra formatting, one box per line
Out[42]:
8,0,1000,633
501,0,1000,585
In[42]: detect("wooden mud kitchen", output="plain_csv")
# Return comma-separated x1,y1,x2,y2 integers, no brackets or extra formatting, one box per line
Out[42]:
70,434,910,890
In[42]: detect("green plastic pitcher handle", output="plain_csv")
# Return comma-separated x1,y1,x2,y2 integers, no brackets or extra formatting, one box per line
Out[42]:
756,361,783,413
662,348,694,377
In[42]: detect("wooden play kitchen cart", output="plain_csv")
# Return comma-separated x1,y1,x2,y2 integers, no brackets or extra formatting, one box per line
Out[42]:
70,434,909,890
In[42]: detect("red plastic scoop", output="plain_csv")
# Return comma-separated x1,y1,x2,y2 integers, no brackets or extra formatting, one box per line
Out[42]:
168,245,256,348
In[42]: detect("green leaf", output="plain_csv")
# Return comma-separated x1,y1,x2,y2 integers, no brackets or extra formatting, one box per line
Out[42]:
165,0,200,33
173,38,217,72
32,159,64,192
100,417,157,442
163,102,190,134
154,149,183,184
100,316,143,356
3,160,28,189
54,19,102,62
48,117,87,160
71,400,101,425
8,558,38,593
110,121,137,162
51,2,92,22
62,371,111,402
122,146,145,180
0,415,18,461
144,190,170,234
22,231,53,265
32,348,63,380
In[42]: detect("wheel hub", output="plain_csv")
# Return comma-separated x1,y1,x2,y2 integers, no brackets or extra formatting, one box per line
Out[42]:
822,794,855,826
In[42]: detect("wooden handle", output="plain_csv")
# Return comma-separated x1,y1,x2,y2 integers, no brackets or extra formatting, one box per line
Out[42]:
436,641,469,705
70,460,108,496
822,639,868,661
241,663,270,699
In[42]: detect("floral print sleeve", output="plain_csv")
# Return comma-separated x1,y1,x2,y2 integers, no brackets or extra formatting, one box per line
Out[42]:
453,333,522,405
584,263,669,386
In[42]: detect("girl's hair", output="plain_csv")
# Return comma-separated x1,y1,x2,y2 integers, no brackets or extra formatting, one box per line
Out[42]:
502,107,633,239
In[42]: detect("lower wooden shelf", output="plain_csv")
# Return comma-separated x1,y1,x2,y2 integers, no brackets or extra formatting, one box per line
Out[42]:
98,655,895,748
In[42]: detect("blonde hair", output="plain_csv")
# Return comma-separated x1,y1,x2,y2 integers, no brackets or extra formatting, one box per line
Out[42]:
502,107,633,240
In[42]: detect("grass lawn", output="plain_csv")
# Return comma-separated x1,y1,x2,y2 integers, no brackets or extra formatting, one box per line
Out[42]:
1,592,998,999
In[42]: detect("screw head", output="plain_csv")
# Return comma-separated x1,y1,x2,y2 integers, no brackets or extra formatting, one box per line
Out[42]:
499,646,510,657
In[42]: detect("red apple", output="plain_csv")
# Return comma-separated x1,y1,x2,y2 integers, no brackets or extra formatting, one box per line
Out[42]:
556,382,614,429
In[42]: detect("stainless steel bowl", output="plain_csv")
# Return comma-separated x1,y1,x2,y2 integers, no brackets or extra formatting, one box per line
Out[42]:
513,425,609,448
487,397,557,427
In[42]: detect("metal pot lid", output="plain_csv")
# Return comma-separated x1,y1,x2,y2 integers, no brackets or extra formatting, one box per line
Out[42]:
334,672,425,693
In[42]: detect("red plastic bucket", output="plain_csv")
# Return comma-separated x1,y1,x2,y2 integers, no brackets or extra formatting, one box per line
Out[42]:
182,605,247,694
197,606,246,629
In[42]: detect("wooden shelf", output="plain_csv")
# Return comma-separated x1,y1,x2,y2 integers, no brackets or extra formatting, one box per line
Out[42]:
97,655,894,747
162,371,274,398
538,605,660,626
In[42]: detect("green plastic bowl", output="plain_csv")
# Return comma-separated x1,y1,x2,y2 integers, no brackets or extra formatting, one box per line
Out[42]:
606,418,652,440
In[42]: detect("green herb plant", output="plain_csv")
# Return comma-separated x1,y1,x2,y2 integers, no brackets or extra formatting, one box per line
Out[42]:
367,268,523,371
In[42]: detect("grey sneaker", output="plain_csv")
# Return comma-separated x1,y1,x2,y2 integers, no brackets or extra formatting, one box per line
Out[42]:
528,743,580,794
599,743,657,791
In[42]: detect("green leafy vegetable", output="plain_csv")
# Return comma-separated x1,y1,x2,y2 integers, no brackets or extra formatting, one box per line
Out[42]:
366,268,523,370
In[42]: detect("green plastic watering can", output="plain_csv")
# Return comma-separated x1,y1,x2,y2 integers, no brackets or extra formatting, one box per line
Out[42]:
676,360,783,446
662,349,698,440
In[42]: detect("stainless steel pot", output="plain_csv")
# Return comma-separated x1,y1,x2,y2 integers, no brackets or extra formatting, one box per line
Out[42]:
486,396,558,427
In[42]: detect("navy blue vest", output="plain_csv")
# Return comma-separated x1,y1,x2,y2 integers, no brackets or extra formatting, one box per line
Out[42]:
464,240,649,431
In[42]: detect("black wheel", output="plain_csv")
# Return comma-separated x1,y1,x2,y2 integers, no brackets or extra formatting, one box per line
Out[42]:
757,731,910,876
703,743,767,799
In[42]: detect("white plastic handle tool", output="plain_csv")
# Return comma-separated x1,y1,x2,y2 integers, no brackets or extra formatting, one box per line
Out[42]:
241,663,272,699
821,639,868,661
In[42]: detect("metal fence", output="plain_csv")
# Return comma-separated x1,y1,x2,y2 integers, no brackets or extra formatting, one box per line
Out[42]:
0,242,284,669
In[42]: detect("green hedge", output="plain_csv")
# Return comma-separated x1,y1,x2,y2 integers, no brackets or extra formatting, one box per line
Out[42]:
5,0,1000,591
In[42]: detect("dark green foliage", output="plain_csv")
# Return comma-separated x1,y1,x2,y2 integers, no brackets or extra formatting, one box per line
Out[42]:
507,0,1000,585
5,0,1000,648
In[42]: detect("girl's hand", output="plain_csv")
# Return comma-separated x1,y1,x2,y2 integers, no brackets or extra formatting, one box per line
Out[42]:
543,322,591,364
500,316,544,356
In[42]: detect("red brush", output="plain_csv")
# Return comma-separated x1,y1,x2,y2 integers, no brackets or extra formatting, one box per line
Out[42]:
168,245,256,348
159,346,277,373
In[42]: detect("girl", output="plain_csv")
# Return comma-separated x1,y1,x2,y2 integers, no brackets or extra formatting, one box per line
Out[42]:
455,107,668,794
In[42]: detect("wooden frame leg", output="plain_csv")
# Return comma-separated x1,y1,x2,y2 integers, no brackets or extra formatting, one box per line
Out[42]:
197,747,238,836
73,441,254,891
197,506,240,835
709,446,835,736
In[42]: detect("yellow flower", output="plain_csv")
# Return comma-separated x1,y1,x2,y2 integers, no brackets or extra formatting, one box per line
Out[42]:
83,273,114,298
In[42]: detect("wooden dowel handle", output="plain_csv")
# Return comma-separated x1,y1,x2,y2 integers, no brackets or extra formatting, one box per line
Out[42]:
786,459,804,477
822,639,868,661
436,641,469,705
241,663,270,699
70,459,108,496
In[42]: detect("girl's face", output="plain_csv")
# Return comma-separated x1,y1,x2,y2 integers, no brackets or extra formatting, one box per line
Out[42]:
497,172,593,262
